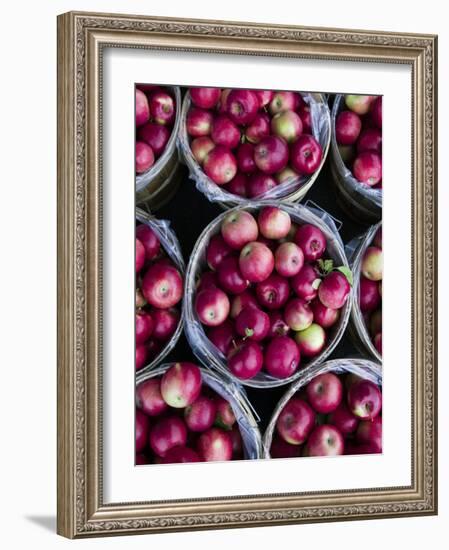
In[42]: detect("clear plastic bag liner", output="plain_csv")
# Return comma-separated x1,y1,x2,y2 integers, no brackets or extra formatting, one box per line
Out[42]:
177,92,330,204
262,358,382,457
346,222,382,362
183,201,353,389
331,95,382,208
136,363,263,459
136,86,182,192
136,208,186,374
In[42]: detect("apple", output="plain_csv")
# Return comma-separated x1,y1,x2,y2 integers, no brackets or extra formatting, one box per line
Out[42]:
136,224,160,261
189,87,221,109
291,264,320,301
246,172,277,198
135,453,148,465
136,141,154,173
254,89,274,107
305,425,344,456
239,242,274,283
318,271,351,309
270,436,303,459
276,398,315,445
138,122,170,156
160,362,202,408
357,128,382,154
269,91,300,115
298,102,312,133
142,263,183,309
136,409,149,453
237,143,256,174
258,206,292,240
255,274,290,309
295,323,326,357
361,246,383,281
328,402,359,435
184,395,217,432
265,335,300,379
374,332,382,354
151,308,179,341
227,341,263,379
230,425,243,458
274,242,304,277
217,255,249,294
271,110,303,143
215,396,236,429
353,151,382,186
311,299,339,328
197,427,233,461
254,136,289,174
245,112,271,144
335,110,362,145
345,95,376,115
136,378,168,417
348,379,382,420
230,290,258,319
136,311,154,344
294,224,326,261
136,239,146,273
268,311,290,338
225,173,248,197
284,298,313,331
306,372,343,413
211,115,241,149
186,107,214,137
345,441,381,455
370,96,382,128
206,234,232,270
226,89,259,125
203,145,237,185
235,306,270,341
135,344,148,371
275,166,299,184
290,134,323,175
160,446,201,463
207,320,235,355
148,90,175,125
136,88,150,127
359,277,381,312
195,287,230,326
357,415,382,451
221,210,258,250
146,339,162,362
196,271,218,293
190,136,215,165
149,416,188,457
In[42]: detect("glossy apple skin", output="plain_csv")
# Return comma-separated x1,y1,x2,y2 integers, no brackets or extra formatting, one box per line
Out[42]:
258,206,292,240
353,151,382,186
136,89,150,127
138,122,170,156
135,453,148,465
328,402,359,435
311,299,339,328
357,415,382,451
211,115,241,149
255,274,290,310
298,103,312,133
239,242,275,283
161,362,203,408
190,136,215,165
246,172,277,198
148,91,175,125
203,145,238,185
136,409,150,453
335,110,362,145
136,141,155,173
135,344,148,371
149,416,188,457
215,396,236,429
206,234,232,271
274,242,304,277
294,323,326,357
361,246,383,281
268,311,290,338
226,89,259,125
230,425,243,458
136,239,146,273
160,446,201,464
284,298,313,331
227,341,263,379
271,110,303,143
305,424,344,456
269,91,300,115
195,287,230,326
245,112,271,144
290,134,323,175
230,290,258,319
357,128,382,154
225,173,248,197
318,271,351,309
207,320,235,355
136,311,154,344
255,89,274,108
254,136,289,175
294,224,326,261
217,255,249,295
221,211,259,250
197,427,233,461
136,378,168,417
265,335,300,379
291,264,320,301
276,398,315,445
348,379,382,420
189,87,221,109
306,372,343,414
136,224,160,261
184,395,217,432
142,263,183,309
186,107,214,137
236,143,257,174
235,306,270,342
359,277,381,312
151,308,179,341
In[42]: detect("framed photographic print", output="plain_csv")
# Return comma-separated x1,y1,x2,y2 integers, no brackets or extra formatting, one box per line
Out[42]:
57,11,438,538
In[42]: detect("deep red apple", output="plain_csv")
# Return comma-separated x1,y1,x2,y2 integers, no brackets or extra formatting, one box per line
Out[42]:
197,427,233,461
189,87,221,109
353,151,382,186
328,401,359,435
221,210,258,250
215,396,236,429
138,122,170,156
306,372,343,413
258,206,292,240
254,136,289,175
195,287,230,326
264,335,300,379
290,134,323,175
255,274,290,310
136,239,146,273
136,88,150,127
206,234,233,270
225,173,248,197
149,416,188,457
148,90,175,125
136,378,168,417
207,320,235,355
276,398,315,445
239,242,274,283
359,277,381,312
370,96,382,128
237,143,257,174
348,379,382,420
184,395,217,432
146,338,162,362
274,242,304,277
271,110,303,143
357,415,382,451
268,311,290,338
190,136,215,165
151,308,179,341
217,255,249,294
294,224,326,261
136,224,160,261
291,264,321,301
270,436,303,458
298,103,312,133
284,298,313,331
226,89,259,125
305,424,344,456
230,290,258,319
135,344,148,371
294,323,326,357
160,446,201,464
311,299,339,328
136,141,154,173
160,362,202,408
186,107,214,137
335,110,362,145
135,453,148,465
254,89,274,108
211,115,241,149
245,112,271,144
136,409,149,453
142,263,183,309
246,172,277,198
318,271,351,309
357,128,382,154
227,341,263,379
203,145,237,185
235,306,270,341
136,311,154,344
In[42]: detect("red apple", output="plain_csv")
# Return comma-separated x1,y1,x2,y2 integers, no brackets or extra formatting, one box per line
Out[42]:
306,372,343,413
215,396,236,429
146,339,162,362
294,224,326,261
335,110,362,145
274,242,304,277
359,277,381,312
305,424,344,456
298,103,312,133
136,141,155,173
142,263,183,309
356,128,382,154
348,379,382,420
217,255,249,294
136,224,160,261
284,298,313,331
184,395,217,432
318,271,351,309
265,335,300,379
268,311,290,338
196,271,218,293
148,90,175,125
361,246,383,281
136,311,154,344
149,416,188,457
136,409,149,453
186,107,214,137
328,401,359,435
237,143,257,174
136,239,146,273
135,344,148,371
135,453,148,465
221,210,258,250
291,264,321,301
136,88,150,127
290,134,323,175
235,306,270,341
189,87,221,109
203,145,237,185
345,95,376,115
160,446,201,464
271,110,303,143
195,287,230,326
294,323,326,357
230,425,243,458
254,136,289,174
270,436,303,458
374,332,382,354
207,320,235,355
136,378,168,417
353,151,382,186
239,242,274,283
311,299,339,328
226,89,259,125
138,122,170,156
254,89,274,108
255,274,290,310
258,206,291,240
245,112,271,144
269,91,300,115
370,96,382,128
230,290,258,319
276,398,315,445
197,427,233,461
246,172,277,198
206,234,232,270
225,173,248,197
151,308,179,341
227,341,263,379
357,415,382,451
161,362,202,408
211,115,241,149
190,136,215,164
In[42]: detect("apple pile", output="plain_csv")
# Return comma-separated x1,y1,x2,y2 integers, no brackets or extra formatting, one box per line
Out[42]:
185,87,324,198
136,222,183,371
136,363,245,464
335,95,382,189
270,370,382,458
359,226,382,355
135,86,177,174
193,206,352,381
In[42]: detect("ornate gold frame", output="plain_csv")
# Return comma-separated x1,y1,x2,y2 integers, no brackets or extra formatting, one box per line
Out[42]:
57,11,438,538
